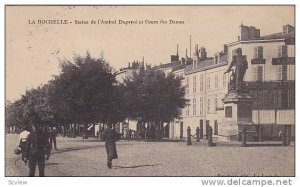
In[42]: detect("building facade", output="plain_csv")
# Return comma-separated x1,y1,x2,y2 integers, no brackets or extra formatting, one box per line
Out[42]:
169,24,295,140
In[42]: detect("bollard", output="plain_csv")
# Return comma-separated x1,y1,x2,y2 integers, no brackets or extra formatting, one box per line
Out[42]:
286,125,291,146
255,126,259,142
282,126,287,146
258,126,263,142
200,125,204,139
208,126,213,147
187,126,192,145
196,127,200,142
241,126,247,147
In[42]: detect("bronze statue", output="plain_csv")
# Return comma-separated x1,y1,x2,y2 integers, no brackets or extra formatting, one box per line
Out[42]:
225,48,248,91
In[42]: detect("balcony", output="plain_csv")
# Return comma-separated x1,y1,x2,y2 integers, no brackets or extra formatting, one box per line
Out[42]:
251,58,266,64
242,80,295,90
271,57,295,65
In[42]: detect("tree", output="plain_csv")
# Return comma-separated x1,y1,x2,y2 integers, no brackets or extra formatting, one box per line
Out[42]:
49,52,125,138
5,83,56,133
122,68,188,138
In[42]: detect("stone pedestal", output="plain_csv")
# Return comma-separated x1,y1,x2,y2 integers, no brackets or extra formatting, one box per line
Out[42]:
219,91,255,141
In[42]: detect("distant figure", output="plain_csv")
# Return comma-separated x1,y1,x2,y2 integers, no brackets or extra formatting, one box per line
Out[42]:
49,128,57,150
103,124,119,169
18,126,31,164
26,123,50,177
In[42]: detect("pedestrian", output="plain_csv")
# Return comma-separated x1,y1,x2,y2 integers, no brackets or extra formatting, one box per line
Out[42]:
18,126,31,164
26,123,50,177
49,127,58,150
103,124,120,169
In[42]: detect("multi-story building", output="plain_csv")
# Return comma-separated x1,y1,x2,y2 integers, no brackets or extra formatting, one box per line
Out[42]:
169,24,295,140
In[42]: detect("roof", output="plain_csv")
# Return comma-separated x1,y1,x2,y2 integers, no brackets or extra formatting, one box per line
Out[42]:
154,61,182,70
172,64,186,72
185,60,228,75
261,31,295,40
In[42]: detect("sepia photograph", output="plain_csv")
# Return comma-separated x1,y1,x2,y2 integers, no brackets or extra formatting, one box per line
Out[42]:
4,4,295,180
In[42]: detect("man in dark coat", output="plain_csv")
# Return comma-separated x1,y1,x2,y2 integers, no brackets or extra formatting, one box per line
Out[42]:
26,123,50,176
49,127,57,150
103,124,119,169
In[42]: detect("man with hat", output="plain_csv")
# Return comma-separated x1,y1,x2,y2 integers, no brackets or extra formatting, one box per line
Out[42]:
103,124,120,169
26,123,50,176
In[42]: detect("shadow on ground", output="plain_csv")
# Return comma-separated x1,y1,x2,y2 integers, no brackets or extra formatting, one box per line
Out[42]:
113,164,162,169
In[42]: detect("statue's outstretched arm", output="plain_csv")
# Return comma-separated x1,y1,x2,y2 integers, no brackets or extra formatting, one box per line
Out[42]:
225,56,235,74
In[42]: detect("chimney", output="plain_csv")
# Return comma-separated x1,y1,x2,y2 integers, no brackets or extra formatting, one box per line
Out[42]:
256,29,260,38
224,44,228,54
181,58,186,65
249,26,256,39
240,24,249,41
200,47,207,60
128,62,131,68
283,24,295,34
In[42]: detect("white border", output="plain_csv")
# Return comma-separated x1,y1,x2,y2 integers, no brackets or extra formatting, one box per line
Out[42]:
1,1,298,187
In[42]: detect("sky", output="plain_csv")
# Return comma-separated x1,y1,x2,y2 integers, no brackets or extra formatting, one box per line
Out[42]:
6,5,294,101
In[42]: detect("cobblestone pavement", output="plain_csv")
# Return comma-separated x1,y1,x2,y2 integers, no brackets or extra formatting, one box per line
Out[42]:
6,134,295,177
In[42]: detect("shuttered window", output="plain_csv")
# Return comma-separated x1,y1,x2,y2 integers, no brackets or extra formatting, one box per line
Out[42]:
277,65,287,80
278,45,288,57
193,76,196,93
200,74,204,92
253,65,263,81
254,46,263,59
193,98,196,116
200,97,203,115
215,75,218,89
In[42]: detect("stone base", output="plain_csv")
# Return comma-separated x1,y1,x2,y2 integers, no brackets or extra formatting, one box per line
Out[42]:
219,121,258,141
220,91,255,141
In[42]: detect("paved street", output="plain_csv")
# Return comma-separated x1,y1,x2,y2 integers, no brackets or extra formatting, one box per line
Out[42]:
6,134,294,177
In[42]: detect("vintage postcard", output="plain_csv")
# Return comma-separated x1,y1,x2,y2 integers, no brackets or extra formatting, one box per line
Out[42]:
5,5,295,182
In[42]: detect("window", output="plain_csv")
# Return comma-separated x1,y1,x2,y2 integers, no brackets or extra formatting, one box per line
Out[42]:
278,45,288,58
253,65,263,81
200,97,203,115
225,106,232,118
214,96,218,112
277,65,287,80
254,46,263,59
207,98,210,113
186,77,189,95
288,89,295,108
223,73,227,87
200,74,204,92
193,76,196,93
215,75,218,89
186,102,190,116
207,77,210,90
193,98,196,115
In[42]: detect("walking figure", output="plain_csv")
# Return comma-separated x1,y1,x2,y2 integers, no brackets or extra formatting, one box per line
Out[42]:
18,126,30,164
49,127,57,150
103,124,120,169
26,123,50,176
